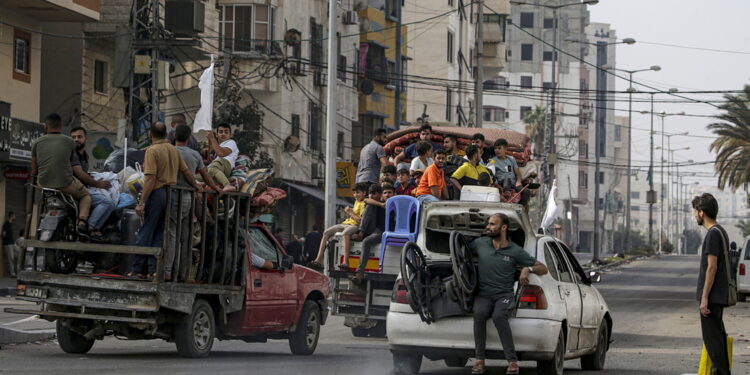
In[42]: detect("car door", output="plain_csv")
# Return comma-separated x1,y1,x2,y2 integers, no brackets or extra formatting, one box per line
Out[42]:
243,226,298,330
739,237,750,294
545,240,583,352
557,240,601,351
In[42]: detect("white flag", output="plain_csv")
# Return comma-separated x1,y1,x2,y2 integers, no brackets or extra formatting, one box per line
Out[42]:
541,180,560,229
193,57,215,133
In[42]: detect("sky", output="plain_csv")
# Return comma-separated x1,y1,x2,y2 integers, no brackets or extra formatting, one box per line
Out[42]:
589,0,750,189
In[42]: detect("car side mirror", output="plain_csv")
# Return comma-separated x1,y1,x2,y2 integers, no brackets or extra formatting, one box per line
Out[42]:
281,254,294,270
589,271,601,284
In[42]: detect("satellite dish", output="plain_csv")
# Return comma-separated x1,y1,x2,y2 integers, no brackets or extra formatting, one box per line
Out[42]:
284,29,301,46
284,135,301,153
359,79,374,95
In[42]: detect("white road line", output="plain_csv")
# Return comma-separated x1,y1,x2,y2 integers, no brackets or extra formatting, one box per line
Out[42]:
2,315,40,326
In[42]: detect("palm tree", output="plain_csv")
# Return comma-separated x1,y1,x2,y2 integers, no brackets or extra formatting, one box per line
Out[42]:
736,219,750,238
523,105,548,158
708,85,750,190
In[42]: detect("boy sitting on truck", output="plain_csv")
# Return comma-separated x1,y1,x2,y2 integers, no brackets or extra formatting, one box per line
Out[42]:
350,183,394,284
308,182,369,271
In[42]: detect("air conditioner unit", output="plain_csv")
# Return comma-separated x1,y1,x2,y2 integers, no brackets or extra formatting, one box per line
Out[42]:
311,162,324,180
165,0,205,37
343,10,359,25
314,70,327,87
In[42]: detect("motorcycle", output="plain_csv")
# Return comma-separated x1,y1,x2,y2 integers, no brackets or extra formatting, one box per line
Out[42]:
38,188,80,273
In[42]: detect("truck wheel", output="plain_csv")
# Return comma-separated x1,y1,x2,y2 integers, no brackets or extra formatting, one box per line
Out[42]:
289,300,321,355
45,249,78,274
444,357,468,367
175,299,215,358
537,329,565,375
581,319,609,371
392,351,422,375
56,320,94,354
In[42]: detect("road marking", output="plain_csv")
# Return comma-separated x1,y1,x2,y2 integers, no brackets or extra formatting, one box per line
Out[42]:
2,315,41,326
604,297,695,302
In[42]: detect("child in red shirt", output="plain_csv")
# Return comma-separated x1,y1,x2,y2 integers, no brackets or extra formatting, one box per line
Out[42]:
395,168,416,196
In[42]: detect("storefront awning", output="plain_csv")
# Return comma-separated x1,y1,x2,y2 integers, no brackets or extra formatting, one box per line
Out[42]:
278,180,351,207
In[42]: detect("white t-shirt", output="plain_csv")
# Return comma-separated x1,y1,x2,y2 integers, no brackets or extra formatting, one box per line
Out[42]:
217,139,239,166
410,157,434,171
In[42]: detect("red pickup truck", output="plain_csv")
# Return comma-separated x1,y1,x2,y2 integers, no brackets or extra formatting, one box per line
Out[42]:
6,189,330,358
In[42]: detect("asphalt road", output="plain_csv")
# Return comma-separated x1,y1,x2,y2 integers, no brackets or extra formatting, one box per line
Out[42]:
1,255,748,374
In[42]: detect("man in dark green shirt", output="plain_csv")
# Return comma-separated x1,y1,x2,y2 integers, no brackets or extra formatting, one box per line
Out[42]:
468,213,547,375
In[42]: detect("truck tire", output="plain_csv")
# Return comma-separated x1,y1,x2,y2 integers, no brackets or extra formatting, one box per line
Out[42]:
56,320,94,354
175,299,215,358
537,329,565,375
289,300,321,355
581,319,609,371
392,351,422,375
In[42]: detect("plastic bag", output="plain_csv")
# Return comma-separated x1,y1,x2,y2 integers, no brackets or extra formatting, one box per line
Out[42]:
124,163,144,196
116,192,137,209
102,148,145,173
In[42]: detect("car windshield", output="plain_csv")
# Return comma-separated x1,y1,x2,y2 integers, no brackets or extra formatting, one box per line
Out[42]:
422,210,527,254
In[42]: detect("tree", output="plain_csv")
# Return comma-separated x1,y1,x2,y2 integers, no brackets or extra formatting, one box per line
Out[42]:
523,105,548,158
735,219,750,238
708,85,750,190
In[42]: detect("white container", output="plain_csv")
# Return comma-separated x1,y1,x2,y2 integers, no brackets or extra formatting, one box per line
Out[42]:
460,185,501,202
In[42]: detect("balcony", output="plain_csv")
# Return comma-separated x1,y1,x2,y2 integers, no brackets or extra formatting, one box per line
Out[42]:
480,42,506,75
3,0,100,22
485,0,510,15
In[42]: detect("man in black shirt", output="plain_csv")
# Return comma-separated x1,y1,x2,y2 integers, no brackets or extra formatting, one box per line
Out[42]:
2,212,16,277
692,193,731,375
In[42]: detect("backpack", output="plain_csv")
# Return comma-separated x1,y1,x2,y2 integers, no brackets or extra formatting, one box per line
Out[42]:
712,226,737,307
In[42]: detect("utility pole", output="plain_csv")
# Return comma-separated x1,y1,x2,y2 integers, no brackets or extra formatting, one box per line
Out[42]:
394,0,402,130
648,94,655,249
324,0,338,231
592,41,607,262
548,7,558,185
659,111,665,254
128,0,163,146
624,73,633,253
475,0,484,128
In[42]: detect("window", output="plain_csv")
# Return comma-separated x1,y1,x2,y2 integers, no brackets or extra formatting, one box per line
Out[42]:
291,114,300,137
387,60,396,86
598,198,604,208
520,75,532,89
598,172,605,184
556,241,585,283
546,242,572,282
247,227,280,263
579,171,588,188
310,18,324,66
308,100,322,151
579,111,589,127
218,4,276,53
631,206,641,211
365,42,387,82
543,82,552,91
544,17,554,29
355,115,384,149
483,14,507,42
543,243,561,281
94,59,108,94
13,29,31,83
615,124,622,141
386,0,399,21
400,57,408,92
337,131,345,158
631,191,640,199
483,106,506,122
446,88,453,121
289,30,303,75
337,33,346,81
448,0,454,6
520,12,534,28
543,51,556,61
520,106,531,121
521,43,533,61
579,140,588,158
447,30,454,63
483,76,508,90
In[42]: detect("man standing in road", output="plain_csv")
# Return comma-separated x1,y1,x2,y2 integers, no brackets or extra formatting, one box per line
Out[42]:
469,213,547,375
692,193,732,375
355,128,388,185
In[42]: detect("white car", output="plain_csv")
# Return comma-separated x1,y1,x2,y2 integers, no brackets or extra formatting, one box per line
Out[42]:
386,201,612,375
737,236,750,301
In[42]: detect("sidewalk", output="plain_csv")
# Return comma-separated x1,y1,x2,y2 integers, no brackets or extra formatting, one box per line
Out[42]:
0,277,15,297
0,296,56,346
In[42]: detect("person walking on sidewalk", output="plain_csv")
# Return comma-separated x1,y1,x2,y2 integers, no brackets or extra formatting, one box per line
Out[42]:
2,212,17,277
692,193,732,375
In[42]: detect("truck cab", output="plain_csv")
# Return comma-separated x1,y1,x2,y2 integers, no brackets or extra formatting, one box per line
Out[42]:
7,186,330,357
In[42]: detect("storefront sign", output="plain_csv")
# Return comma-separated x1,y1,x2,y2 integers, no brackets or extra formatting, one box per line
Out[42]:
0,116,44,161
4,169,30,180
336,162,357,198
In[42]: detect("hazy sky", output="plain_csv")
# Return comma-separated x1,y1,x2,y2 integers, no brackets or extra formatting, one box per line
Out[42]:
589,0,750,188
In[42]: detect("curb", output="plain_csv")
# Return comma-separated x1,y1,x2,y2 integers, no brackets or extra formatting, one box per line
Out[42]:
0,326,56,346
0,287,16,297
586,255,653,272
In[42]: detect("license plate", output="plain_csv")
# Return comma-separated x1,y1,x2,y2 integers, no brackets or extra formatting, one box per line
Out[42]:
25,286,47,299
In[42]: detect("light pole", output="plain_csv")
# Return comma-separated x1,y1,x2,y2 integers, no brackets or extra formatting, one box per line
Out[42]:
511,0,598,191
603,64,661,253
656,143,689,254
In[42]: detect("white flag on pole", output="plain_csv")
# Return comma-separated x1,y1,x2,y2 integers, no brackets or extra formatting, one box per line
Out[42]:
541,179,561,229
193,56,215,133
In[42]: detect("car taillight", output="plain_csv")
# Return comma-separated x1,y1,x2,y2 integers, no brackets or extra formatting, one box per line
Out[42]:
741,263,746,276
518,285,547,310
392,279,410,304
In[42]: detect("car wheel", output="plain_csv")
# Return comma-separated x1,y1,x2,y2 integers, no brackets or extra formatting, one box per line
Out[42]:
175,299,215,358
537,328,565,375
581,319,609,371
289,300,321,355
392,351,422,375
56,320,95,354
444,357,468,367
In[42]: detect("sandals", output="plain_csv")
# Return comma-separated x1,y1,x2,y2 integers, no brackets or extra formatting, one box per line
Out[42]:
506,362,520,375
471,360,485,375
337,263,350,271
77,219,89,234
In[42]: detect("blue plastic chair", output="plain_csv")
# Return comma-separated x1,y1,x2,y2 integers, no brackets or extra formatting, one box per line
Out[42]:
379,195,421,270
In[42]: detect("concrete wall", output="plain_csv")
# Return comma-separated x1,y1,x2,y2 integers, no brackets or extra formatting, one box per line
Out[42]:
0,8,43,123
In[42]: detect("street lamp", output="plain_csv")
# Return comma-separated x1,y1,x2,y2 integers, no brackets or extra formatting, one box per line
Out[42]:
603,64,661,254
511,0,598,195
655,140,690,254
